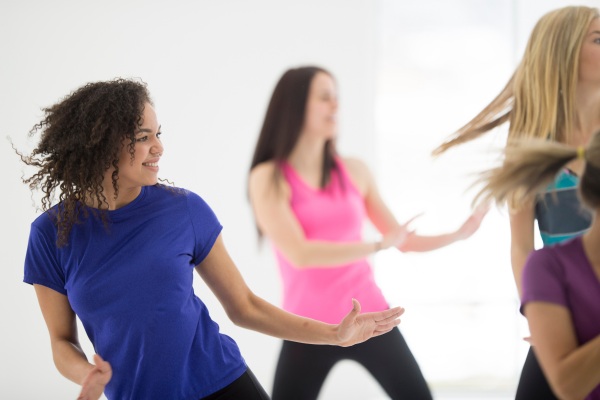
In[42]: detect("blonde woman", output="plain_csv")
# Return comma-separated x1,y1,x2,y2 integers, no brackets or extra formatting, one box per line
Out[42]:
475,135,600,400
434,6,600,398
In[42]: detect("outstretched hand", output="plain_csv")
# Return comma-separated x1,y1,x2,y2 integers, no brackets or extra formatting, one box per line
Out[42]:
380,213,423,250
77,354,112,400
456,202,489,240
335,299,405,347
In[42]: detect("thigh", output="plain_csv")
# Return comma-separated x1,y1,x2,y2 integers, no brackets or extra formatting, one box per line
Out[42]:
272,340,339,400
349,327,433,400
515,347,558,400
201,368,270,400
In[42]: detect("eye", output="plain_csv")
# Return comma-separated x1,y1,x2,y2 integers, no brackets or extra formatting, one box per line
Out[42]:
135,136,148,142
156,131,162,139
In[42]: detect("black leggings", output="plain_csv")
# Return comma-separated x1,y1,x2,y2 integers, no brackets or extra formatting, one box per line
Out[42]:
272,327,432,400
515,347,557,399
201,368,270,400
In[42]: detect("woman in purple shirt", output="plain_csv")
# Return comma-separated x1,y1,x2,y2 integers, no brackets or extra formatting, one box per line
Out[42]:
475,134,600,399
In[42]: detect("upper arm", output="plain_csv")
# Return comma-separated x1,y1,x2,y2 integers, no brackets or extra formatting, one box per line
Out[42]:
343,157,399,234
33,284,79,345
194,234,254,322
248,162,311,262
508,202,535,294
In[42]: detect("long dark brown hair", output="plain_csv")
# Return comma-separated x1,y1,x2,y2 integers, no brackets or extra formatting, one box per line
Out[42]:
16,78,152,247
249,66,339,189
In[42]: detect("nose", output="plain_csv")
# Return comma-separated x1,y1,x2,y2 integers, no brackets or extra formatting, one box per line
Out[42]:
152,136,164,156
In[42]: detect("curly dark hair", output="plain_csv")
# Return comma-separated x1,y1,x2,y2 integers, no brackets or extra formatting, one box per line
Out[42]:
17,78,153,247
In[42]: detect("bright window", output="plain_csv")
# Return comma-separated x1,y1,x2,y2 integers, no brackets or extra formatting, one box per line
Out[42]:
374,0,525,394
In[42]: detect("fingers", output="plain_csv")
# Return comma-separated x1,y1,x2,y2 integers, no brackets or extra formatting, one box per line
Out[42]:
375,306,404,322
402,212,423,230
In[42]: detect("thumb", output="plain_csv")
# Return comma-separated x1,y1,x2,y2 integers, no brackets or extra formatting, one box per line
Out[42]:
93,354,109,371
351,298,361,315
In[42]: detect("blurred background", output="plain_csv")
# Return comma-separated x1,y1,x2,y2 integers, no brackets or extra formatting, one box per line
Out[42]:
1,1,596,398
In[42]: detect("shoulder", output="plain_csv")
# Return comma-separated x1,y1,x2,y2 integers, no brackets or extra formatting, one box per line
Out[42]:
29,210,58,244
339,156,369,174
249,160,289,198
338,156,371,193
249,160,278,184
523,246,565,286
525,246,560,269
151,185,214,213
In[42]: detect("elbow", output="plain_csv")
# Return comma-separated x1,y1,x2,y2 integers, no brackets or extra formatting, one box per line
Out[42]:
227,309,246,327
226,306,254,329
281,249,312,268
224,294,259,329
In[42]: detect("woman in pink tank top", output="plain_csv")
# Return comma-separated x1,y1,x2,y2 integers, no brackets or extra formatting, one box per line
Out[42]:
248,66,488,400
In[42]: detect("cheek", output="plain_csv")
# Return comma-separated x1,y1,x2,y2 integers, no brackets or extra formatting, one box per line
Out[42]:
579,47,600,77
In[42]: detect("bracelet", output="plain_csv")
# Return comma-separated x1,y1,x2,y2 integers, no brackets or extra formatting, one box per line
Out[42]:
374,241,382,252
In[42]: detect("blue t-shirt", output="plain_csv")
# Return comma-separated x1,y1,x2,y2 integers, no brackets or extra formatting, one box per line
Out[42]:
24,185,247,400
535,169,592,246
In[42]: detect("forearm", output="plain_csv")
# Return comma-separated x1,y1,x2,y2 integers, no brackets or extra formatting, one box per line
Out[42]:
229,293,341,345
288,240,379,268
51,339,94,386
541,335,600,400
398,232,458,252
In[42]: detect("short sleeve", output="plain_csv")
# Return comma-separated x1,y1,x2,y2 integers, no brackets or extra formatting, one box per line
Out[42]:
185,191,223,266
23,216,67,295
521,248,568,313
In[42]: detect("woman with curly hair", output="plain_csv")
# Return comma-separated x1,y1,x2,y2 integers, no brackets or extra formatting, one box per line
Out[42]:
19,78,405,400
433,5,600,398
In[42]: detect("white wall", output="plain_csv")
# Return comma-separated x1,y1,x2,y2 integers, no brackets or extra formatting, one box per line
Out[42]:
0,1,381,399
3,1,599,399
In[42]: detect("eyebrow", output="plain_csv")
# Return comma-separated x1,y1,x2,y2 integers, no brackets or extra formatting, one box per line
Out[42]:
135,125,161,134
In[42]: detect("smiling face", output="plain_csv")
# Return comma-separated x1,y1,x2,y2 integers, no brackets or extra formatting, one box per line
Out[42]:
112,102,164,193
579,17,600,86
302,72,338,140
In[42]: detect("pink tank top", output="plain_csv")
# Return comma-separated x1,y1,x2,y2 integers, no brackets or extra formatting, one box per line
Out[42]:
275,158,389,323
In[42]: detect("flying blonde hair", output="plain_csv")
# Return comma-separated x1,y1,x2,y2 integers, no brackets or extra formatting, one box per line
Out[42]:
475,131,600,210
434,6,599,155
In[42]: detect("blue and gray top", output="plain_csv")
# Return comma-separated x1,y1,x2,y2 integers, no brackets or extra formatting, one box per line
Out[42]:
535,169,592,246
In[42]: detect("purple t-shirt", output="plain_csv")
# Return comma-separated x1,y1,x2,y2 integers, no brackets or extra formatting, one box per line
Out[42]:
521,236,600,399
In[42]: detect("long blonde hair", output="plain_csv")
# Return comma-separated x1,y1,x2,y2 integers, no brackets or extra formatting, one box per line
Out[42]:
475,132,600,210
433,6,599,155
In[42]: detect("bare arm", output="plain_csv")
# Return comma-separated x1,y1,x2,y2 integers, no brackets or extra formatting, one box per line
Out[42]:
525,302,600,399
351,157,488,253
195,234,404,346
34,285,93,383
395,203,488,252
33,285,111,400
248,161,408,268
509,203,536,297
